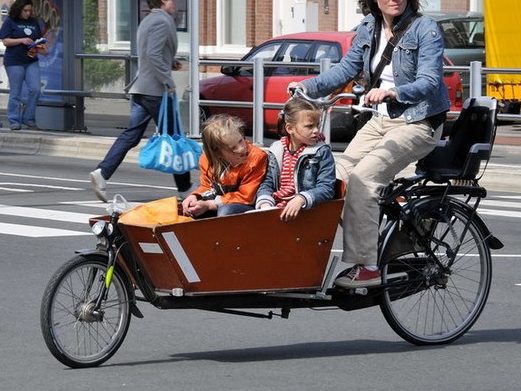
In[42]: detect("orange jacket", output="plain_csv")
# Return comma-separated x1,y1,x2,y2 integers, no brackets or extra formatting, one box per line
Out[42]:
192,142,268,206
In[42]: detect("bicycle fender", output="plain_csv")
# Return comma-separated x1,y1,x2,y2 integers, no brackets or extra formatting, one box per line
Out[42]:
452,199,504,250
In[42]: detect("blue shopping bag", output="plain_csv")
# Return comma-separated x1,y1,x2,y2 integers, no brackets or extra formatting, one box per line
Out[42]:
139,92,202,174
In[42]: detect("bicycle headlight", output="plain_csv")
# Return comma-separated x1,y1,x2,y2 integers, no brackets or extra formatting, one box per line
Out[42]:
91,221,113,237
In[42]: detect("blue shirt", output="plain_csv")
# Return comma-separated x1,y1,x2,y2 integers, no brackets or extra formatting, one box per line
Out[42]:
0,16,42,66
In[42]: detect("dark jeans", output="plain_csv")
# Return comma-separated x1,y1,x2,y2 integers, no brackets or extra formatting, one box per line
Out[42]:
96,93,191,191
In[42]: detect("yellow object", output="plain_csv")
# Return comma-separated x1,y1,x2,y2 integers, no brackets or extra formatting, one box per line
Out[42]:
105,265,114,288
119,196,193,227
485,0,521,100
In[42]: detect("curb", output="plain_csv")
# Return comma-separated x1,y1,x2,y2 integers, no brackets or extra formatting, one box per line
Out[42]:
0,130,145,162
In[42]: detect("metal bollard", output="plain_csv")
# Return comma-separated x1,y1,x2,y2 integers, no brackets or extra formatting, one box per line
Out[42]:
252,57,264,146
320,58,332,144
469,61,483,98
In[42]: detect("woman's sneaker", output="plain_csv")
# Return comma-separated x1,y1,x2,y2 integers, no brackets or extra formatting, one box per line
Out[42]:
334,265,381,288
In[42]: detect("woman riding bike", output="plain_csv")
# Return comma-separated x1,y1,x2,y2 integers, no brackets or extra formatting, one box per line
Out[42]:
289,0,450,289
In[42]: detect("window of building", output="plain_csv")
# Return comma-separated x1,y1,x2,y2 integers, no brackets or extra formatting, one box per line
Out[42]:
108,0,131,50
217,0,247,51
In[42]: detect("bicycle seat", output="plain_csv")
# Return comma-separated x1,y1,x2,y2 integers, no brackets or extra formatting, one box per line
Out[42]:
416,97,497,183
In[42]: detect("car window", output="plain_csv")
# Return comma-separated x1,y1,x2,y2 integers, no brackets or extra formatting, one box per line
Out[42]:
439,18,484,49
272,42,313,76
310,43,342,74
239,42,283,76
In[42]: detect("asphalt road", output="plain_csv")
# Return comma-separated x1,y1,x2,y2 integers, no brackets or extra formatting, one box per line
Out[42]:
0,153,520,391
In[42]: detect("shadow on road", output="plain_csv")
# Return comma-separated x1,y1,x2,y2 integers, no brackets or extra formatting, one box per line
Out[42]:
102,327,521,367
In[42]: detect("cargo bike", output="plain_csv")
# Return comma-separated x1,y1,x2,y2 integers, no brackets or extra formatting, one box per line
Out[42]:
40,88,503,368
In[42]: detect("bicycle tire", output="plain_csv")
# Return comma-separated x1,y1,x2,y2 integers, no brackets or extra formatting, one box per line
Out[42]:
40,254,131,368
380,197,492,345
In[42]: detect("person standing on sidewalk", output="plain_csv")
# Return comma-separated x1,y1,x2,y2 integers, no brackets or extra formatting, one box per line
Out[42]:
0,0,46,131
89,0,191,202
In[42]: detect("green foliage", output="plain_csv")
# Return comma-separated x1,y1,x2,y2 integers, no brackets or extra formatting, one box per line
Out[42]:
83,0,124,89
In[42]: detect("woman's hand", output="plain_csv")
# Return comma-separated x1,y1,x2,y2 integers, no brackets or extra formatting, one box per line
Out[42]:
287,81,306,96
21,37,33,46
364,88,397,105
280,196,305,221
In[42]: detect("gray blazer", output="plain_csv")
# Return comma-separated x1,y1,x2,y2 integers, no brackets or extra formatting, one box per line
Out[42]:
129,9,177,96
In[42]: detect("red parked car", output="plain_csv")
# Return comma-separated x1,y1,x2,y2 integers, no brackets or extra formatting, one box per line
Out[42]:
184,32,463,142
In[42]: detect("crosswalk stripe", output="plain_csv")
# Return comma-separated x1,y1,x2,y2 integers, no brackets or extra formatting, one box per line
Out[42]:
0,222,89,237
480,200,521,209
0,187,32,193
0,182,83,191
0,204,93,224
477,208,521,219
0,172,176,190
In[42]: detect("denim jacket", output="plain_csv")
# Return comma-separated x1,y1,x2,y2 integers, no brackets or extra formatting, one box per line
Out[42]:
256,141,336,209
302,9,450,123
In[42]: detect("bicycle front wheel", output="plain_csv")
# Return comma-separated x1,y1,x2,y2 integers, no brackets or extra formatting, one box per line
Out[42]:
40,254,131,368
380,198,492,345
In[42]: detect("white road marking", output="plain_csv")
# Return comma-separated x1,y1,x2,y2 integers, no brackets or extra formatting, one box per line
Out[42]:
0,187,32,193
0,182,83,191
59,200,143,209
496,195,521,200
0,204,93,224
0,222,89,237
478,208,521,219
515,283,521,287
0,172,176,190
480,200,521,209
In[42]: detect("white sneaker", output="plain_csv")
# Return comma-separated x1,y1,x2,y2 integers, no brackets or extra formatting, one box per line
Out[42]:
89,169,108,202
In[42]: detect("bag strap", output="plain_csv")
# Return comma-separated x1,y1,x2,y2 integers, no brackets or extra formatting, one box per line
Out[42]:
157,91,169,136
171,92,183,137
370,15,417,89
172,92,184,137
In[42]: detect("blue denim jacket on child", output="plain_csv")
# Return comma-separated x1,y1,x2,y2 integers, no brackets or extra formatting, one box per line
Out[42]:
256,141,336,209
302,9,450,123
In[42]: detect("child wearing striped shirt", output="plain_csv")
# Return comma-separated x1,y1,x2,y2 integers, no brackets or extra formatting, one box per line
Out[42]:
255,97,336,221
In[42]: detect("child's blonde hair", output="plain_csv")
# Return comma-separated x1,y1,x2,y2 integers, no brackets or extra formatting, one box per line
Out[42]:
277,97,320,137
201,114,246,179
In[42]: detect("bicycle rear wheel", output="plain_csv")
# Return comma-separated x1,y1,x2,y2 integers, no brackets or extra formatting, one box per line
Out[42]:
40,254,131,368
380,198,492,345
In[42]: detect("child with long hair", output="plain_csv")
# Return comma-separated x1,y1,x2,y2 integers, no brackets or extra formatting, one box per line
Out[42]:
256,97,336,221
182,114,268,217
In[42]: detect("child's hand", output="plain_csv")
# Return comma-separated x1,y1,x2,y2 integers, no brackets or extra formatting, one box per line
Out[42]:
280,196,305,221
181,195,198,217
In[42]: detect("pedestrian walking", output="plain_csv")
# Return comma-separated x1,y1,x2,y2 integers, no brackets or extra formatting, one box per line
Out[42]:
89,0,191,202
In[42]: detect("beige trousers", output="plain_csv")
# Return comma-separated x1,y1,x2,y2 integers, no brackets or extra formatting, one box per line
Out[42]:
336,116,442,265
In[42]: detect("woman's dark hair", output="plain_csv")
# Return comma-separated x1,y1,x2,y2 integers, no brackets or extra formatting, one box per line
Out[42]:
8,0,33,19
364,0,421,17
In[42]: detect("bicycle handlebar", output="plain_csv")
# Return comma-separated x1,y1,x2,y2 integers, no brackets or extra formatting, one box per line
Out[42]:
289,87,382,115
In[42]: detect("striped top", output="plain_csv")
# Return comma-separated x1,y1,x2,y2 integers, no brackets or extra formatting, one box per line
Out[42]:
273,136,306,207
